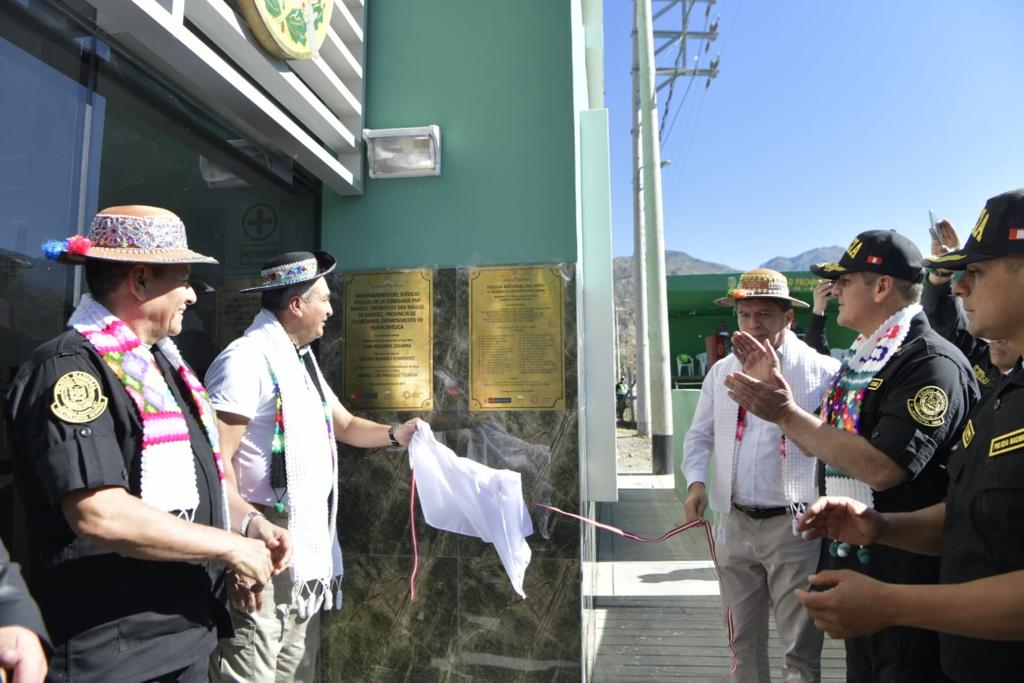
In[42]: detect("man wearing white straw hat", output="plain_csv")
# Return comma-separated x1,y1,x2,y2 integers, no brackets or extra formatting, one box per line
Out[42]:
205,251,421,683
682,268,840,683
5,206,282,682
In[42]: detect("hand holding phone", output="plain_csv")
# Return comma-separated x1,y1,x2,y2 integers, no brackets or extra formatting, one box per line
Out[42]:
928,210,942,245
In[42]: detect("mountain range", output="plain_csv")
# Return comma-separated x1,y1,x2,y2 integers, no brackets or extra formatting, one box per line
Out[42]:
612,246,844,376
760,246,845,272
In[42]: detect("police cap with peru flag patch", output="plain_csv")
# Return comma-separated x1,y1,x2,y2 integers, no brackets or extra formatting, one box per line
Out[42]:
811,229,924,282
923,188,1024,270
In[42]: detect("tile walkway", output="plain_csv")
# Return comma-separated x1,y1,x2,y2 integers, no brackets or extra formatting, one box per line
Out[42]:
587,476,846,682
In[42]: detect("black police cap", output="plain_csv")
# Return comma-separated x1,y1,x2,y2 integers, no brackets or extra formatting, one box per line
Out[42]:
811,230,923,282
923,189,1024,270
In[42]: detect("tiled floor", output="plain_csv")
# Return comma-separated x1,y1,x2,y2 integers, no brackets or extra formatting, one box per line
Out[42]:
587,483,846,682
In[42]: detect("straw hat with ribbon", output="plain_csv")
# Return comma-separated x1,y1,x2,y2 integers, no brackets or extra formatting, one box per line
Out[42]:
713,268,809,308
42,205,217,265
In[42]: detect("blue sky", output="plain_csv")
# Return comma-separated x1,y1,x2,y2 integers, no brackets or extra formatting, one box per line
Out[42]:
603,1,1024,270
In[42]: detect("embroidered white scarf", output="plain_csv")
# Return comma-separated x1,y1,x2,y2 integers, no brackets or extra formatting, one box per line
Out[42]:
68,295,230,528
822,304,922,508
709,332,839,529
244,309,342,617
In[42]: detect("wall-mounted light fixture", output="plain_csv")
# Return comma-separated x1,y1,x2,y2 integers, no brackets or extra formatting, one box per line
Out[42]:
363,125,441,179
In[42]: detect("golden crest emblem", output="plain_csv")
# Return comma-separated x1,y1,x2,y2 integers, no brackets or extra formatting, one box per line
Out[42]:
906,385,948,428
51,371,108,423
238,0,334,61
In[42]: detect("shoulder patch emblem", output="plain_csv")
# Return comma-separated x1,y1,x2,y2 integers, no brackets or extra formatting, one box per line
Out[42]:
868,378,884,391
961,419,975,449
906,385,948,428
990,428,1024,458
51,371,108,423
973,365,990,385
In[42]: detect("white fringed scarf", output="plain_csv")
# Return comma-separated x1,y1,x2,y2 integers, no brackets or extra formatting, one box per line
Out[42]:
709,332,840,533
822,304,922,508
244,309,342,617
69,295,230,528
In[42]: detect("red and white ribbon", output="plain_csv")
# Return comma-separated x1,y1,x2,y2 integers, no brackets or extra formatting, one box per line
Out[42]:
407,477,736,675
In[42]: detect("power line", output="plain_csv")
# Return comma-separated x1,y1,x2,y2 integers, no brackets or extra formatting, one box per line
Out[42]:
658,0,696,136
654,0,719,143
661,0,744,220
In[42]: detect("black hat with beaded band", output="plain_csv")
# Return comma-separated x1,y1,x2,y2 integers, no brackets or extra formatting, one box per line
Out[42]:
810,229,924,283
239,251,337,292
713,268,810,308
923,189,1024,271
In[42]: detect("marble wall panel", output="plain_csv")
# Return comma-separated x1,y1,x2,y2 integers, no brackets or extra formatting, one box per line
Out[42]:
319,265,582,680
319,555,459,682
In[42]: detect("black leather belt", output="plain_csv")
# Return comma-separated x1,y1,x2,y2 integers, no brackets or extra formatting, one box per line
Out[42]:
732,503,789,519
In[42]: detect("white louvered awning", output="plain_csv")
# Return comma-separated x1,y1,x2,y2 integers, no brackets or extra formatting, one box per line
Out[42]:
88,0,366,195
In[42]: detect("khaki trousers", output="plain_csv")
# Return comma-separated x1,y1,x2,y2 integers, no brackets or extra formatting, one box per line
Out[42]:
718,509,823,683
210,510,320,683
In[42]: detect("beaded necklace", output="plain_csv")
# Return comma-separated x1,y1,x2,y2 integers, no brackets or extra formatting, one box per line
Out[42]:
265,356,332,514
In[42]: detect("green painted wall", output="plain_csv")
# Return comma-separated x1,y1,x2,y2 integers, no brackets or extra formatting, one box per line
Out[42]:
322,1,579,270
672,389,702,503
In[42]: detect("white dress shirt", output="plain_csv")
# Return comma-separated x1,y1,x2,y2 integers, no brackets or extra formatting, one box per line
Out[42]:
683,347,789,508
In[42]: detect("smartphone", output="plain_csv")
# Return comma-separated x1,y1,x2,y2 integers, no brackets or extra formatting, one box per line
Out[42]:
928,210,942,243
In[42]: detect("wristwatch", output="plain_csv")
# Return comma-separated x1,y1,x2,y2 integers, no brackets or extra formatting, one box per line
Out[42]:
240,509,265,537
388,425,401,447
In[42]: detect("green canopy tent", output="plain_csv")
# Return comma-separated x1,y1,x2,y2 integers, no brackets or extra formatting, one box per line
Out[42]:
665,271,856,385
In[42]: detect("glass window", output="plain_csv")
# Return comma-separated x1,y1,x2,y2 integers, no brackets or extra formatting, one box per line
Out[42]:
1,0,320,466
0,1,95,477
91,42,321,377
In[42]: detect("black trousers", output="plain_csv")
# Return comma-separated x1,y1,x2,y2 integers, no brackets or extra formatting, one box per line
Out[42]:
844,626,947,683
824,542,947,683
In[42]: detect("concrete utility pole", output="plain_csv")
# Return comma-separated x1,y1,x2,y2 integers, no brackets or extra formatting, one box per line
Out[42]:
634,0,672,473
630,0,721,472
631,24,652,439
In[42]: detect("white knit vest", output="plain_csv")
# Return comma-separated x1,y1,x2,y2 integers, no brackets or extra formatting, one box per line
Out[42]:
708,332,840,515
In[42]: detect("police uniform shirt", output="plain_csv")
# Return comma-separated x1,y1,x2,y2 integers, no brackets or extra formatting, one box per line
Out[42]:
816,313,978,520
817,312,978,682
4,329,229,682
940,362,1024,682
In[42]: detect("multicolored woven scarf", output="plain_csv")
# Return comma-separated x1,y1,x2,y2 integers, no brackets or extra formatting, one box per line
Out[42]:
69,295,230,527
822,304,922,507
